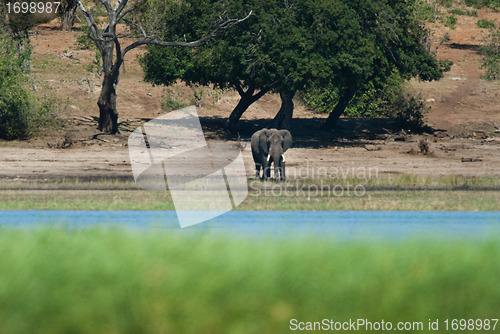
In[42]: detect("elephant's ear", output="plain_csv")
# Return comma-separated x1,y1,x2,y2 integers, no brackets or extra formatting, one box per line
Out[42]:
259,129,270,154
281,130,292,152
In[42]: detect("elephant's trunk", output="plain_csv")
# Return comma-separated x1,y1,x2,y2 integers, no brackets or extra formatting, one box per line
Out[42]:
271,153,282,180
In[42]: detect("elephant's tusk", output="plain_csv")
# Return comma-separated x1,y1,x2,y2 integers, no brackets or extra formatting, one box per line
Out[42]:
282,154,286,163
267,154,271,162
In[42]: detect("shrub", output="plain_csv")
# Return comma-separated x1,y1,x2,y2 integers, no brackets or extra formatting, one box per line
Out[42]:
443,15,458,29
449,8,467,15
391,93,429,131
0,36,63,140
161,88,189,111
437,0,453,8
464,0,500,9
416,1,437,21
476,19,496,29
481,30,500,80
0,36,32,139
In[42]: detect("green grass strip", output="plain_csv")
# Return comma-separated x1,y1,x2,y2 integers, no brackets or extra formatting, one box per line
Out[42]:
0,189,498,210
0,228,499,333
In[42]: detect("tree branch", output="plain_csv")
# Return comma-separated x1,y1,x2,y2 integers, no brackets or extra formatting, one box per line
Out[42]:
121,11,252,58
234,82,245,96
113,37,125,76
122,18,147,38
251,87,269,102
76,1,103,53
117,0,146,22
96,0,112,13
114,0,127,14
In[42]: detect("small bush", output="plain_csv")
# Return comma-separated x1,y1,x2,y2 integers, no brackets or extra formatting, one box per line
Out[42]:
476,19,496,29
481,30,500,80
464,0,500,9
437,0,453,8
161,88,189,111
418,137,431,154
449,8,478,17
443,15,458,29
391,93,429,131
0,83,32,140
416,2,437,21
449,8,466,15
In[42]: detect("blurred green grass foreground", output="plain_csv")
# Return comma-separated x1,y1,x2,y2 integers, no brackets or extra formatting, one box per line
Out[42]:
0,227,499,333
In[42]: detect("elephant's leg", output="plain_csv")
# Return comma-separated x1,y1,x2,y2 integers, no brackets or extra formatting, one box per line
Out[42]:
255,162,262,178
281,159,286,181
263,156,272,180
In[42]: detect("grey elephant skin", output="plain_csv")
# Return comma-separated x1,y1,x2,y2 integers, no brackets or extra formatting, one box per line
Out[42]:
251,128,292,180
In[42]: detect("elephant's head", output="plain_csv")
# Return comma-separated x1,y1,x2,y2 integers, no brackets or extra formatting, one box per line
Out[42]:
259,129,292,167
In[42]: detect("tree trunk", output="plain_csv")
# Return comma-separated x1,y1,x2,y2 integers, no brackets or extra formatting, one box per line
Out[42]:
75,0,249,135
61,5,77,31
272,90,295,129
227,86,268,133
97,74,119,134
98,41,121,134
322,86,357,130
0,2,12,36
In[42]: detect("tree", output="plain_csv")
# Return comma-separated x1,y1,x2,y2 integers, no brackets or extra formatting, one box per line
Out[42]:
142,0,353,130
0,1,12,35
320,0,450,129
74,0,250,134
141,0,449,131
60,0,78,31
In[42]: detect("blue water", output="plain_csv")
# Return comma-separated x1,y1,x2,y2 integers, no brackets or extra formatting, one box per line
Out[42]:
0,210,499,239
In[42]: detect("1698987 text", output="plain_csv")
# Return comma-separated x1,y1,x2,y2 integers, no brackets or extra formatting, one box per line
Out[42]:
6,1,61,14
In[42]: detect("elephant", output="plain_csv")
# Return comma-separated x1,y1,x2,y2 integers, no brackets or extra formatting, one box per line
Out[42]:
251,128,292,181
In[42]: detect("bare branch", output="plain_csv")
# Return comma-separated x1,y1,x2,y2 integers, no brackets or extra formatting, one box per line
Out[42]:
122,18,147,38
114,0,126,12
117,0,146,22
121,11,252,57
96,0,112,13
76,1,103,52
116,32,134,39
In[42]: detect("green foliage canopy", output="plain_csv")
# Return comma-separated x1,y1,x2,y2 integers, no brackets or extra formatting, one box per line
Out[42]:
140,0,448,127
